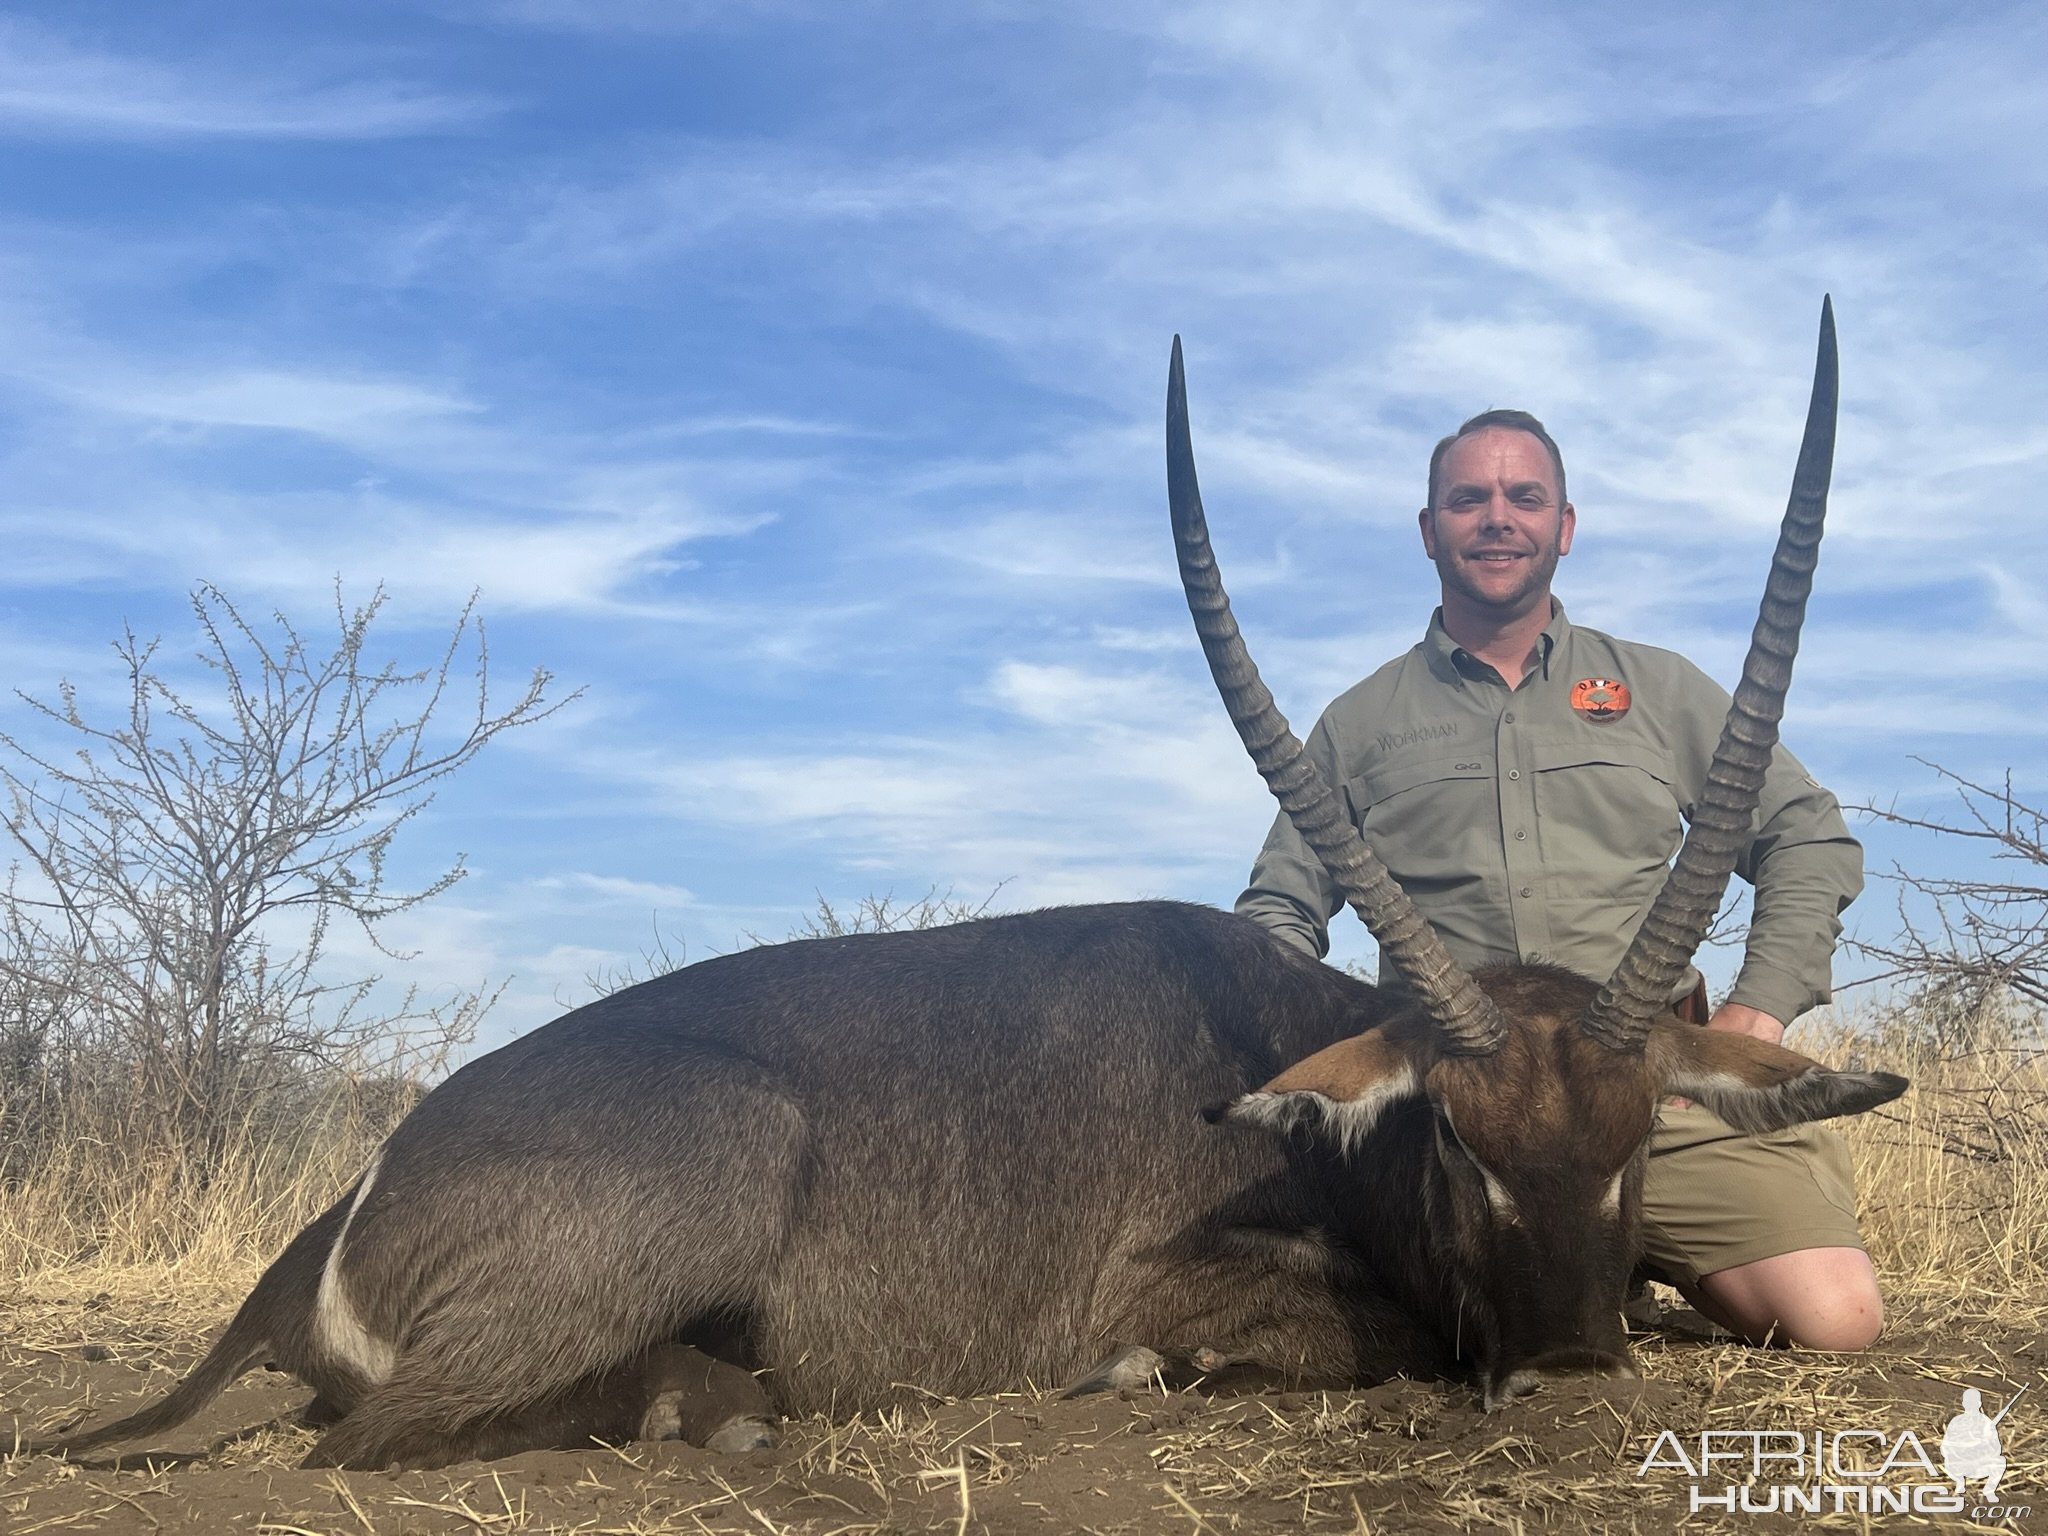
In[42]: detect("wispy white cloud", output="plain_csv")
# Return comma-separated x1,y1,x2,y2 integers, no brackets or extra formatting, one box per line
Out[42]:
0,314,792,616
576,656,1275,900
1825,11,2048,190
0,488,755,618
0,20,497,140
78,368,482,440
919,510,1185,588
530,872,698,909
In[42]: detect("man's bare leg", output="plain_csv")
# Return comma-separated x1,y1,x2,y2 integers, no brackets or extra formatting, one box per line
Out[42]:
1681,1246,1882,1351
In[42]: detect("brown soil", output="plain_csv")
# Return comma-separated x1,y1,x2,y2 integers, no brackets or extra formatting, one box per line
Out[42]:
4,1286,2041,1535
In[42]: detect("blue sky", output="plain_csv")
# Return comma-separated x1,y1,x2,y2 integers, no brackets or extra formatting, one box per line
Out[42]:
0,1,2040,1045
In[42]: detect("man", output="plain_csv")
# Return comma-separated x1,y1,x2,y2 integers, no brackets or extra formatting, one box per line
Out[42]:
1941,1387,2011,1501
1236,409,1881,1351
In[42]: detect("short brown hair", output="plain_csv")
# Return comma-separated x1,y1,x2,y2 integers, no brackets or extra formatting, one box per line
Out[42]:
1427,409,1567,511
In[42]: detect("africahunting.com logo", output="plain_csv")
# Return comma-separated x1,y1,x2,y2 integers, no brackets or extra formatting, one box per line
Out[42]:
1636,1384,2030,1521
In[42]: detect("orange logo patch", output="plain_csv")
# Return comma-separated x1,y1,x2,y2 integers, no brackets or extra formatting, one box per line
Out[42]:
1571,677,1631,722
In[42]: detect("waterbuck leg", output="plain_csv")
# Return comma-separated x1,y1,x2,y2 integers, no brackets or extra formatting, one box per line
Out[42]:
636,1343,778,1452
301,1341,774,1468
1087,1222,1452,1395
303,1061,805,1469
297,1395,347,1430
299,1335,536,1469
1060,1342,1334,1399
1060,1345,1171,1398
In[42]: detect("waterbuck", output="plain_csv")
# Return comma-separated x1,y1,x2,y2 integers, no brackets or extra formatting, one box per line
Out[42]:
20,301,1903,1470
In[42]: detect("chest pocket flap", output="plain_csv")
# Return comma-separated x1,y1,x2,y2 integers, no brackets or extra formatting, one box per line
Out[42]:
1344,752,1497,892
1528,738,1679,791
1528,736,1683,872
1350,750,1493,806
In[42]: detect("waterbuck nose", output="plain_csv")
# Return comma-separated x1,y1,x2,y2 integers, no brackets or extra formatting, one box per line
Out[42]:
1484,1347,1638,1411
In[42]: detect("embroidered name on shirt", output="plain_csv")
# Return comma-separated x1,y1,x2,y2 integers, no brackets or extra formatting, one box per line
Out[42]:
1376,722,1460,754
1571,677,1631,722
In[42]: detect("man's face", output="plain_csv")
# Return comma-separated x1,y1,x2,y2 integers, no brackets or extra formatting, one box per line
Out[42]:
1418,427,1575,618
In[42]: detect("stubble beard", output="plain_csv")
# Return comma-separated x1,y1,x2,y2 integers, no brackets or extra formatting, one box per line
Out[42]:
1436,539,1563,619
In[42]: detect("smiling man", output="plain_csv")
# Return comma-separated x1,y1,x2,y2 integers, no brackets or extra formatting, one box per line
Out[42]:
1235,408,1882,1352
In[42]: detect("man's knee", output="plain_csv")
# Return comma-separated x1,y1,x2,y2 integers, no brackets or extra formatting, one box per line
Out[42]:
1696,1246,1883,1351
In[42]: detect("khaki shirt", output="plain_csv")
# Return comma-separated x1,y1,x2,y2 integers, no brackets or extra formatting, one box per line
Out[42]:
1234,604,1862,1026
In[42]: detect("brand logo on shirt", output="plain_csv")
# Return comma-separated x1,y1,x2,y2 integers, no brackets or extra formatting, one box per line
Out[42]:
1375,722,1459,754
1571,677,1631,722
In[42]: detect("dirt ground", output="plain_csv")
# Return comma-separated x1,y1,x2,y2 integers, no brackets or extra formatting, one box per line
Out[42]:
3,1284,2040,1536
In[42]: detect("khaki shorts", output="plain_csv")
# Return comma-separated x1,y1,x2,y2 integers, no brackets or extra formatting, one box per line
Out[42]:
1639,1102,1866,1285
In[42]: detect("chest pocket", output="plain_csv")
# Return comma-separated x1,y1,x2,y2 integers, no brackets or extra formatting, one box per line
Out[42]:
1346,753,1497,895
1527,738,1683,875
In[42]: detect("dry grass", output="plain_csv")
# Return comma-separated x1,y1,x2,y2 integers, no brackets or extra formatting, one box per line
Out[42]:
1,1101,395,1294
2,1008,2043,1534
1795,1009,2047,1332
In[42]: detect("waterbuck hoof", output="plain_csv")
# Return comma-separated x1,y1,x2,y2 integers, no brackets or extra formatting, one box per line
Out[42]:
640,1391,688,1442
705,1415,780,1455
1060,1346,1167,1399
1622,1290,1663,1332
1485,1349,1640,1411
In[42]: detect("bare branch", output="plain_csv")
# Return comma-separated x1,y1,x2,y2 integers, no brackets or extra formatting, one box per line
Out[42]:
1848,761,2048,1059
0,584,575,1171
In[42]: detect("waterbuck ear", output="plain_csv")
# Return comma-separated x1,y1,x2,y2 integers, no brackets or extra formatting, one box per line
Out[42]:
1648,1021,1908,1134
1225,1032,1425,1153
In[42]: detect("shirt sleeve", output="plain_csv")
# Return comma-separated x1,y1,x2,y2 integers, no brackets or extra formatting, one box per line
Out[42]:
1676,662,1864,1025
1233,711,1347,958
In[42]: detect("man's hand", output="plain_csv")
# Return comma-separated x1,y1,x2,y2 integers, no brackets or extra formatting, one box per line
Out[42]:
1667,1002,1791,1109
1705,1002,1786,1046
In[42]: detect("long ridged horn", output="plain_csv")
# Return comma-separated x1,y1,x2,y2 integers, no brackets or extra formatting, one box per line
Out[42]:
1581,297,1839,1051
1168,337,1509,1055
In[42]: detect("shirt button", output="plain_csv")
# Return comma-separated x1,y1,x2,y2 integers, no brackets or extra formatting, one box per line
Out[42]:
1519,886,1533,898
1507,769,1521,780
1504,712,1515,724
1514,829,1527,840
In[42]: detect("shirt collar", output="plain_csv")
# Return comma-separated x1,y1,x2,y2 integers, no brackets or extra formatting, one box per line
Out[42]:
1423,600,1572,686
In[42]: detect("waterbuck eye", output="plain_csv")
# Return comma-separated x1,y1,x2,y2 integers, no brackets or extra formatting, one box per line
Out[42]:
1432,1109,1520,1224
